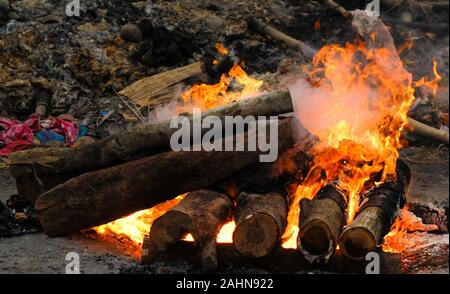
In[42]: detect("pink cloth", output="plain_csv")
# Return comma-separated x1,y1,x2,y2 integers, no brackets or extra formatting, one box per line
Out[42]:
0,114,40,145
0,114,79,157
40,117,79,145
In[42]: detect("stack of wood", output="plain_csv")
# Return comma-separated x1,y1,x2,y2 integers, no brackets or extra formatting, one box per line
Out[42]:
7,87,409,272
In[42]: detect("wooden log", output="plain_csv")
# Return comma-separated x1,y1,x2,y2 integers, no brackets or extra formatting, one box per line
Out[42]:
408,117,449,145
213,145,312,198
298,184,347,263
339,160,412,260
232,192,288,258
382,17,449,34
35,119,295,237
11,90,292,176
247,18,317,60
141,240,402,273
148,190,232,271
320,0,349,16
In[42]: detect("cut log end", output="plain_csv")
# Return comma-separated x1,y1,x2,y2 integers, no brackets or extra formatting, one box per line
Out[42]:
299,219,334,256
298,185,347,261
233,213,279,258
339,226,377,260
142,190,232,271
232,192,288,258
149,210,192,251
339,207,387,260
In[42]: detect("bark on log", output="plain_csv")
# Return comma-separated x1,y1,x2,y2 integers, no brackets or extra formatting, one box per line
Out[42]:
148,190,232,271
9,90,292,202
141,240,401,273
298,184,347,263
213,145,312,198
232,192,288,258
408,117,449,145
247,18,317,60
320,0,349,16
339,160,412,260
35,119,295,237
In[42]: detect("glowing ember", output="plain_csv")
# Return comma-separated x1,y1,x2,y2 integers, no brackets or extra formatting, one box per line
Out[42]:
215,43,229,56
183,220,236,244
382,208,439,253
283,36,441,248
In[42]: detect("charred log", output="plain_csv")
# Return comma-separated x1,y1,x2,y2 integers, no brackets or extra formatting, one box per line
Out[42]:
339,160,412,260
232,192,288,258
35,119,295,237
298,184,348,263
147,190,232,271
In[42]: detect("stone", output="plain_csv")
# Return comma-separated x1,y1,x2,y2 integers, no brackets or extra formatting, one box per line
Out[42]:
119,23,143,43
205,15,226,32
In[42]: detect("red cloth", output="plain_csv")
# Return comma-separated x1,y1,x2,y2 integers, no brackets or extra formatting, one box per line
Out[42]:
0,140,33,157
40,117,79,145
0,114,79,156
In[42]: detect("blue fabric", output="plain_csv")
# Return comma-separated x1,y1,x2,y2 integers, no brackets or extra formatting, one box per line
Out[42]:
35,130,65,145
78,125,89,137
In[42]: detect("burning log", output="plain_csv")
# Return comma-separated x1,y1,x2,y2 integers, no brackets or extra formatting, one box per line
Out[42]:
298,184,348,263
232,192,288,258
146,190,232,271
141,240,402,273
246,18,448,145
9,90,292,203
35,118,295,237
339,160,412,260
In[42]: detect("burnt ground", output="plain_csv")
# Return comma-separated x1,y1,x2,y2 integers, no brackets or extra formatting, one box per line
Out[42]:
1,0,449,274
0,145,448,274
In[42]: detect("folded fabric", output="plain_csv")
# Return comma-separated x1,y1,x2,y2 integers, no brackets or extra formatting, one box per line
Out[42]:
35,130,66,145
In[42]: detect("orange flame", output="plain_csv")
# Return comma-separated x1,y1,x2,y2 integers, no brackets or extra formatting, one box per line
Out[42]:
215,43,230,56
181,63,263,110
92,195,186,248
382,208,438,253
283,36,437,248
183,220,236,244
91,45,260,251
413,59,442,97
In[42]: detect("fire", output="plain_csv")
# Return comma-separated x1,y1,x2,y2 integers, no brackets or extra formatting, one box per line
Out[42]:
284,36,440,248
92,44,259,251
215,43,229,56
92,195,186,248
413,59,442,97
183,220,236,244
382,208,438,253
181,45,263,110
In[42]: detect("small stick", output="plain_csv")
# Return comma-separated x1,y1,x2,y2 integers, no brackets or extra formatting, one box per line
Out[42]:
320,0,350,16
408,118,449,145
247,18,317,60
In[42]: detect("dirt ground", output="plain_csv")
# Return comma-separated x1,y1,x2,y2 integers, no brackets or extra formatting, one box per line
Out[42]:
1,145,448,274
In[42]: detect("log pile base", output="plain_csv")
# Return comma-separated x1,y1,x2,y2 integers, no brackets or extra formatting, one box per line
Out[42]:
141,240,401,274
